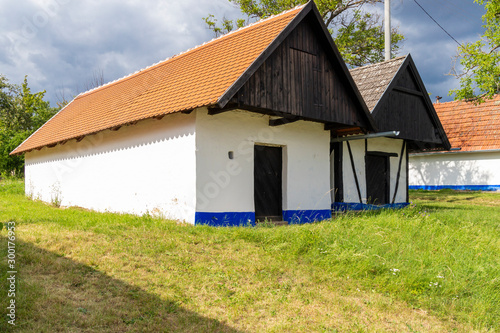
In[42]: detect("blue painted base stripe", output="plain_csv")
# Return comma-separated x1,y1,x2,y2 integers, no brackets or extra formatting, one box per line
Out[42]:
282,209,331,224
195,209,332,226
195,212,255,226
332,202,409,211
409,185,500,191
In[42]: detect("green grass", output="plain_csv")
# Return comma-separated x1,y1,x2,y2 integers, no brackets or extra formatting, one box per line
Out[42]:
1,181,499,332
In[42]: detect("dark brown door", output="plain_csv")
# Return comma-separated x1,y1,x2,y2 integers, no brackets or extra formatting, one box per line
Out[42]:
366,154,389,205
254,145,282,222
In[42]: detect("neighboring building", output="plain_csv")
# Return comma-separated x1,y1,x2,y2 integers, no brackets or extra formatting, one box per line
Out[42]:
336,56,450,210
11,2,449,225
410,95,500,191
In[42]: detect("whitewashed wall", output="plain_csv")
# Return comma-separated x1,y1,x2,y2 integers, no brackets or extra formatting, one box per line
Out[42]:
195,108,331,224
409,150,500,190
331,137,408,205
25,112,197,222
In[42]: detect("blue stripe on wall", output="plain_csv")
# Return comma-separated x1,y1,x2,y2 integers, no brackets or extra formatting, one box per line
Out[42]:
332,202,409,212
195,212,255,226
195,209,332,226
282,209,332,224
409,185,500,191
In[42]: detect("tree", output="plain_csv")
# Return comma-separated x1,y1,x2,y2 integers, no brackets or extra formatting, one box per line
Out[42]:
450,0,500,102
204,0,404,67
0,75,58,177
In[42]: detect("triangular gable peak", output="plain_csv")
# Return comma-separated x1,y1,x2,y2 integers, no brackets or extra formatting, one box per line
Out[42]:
215,2,376,135
350,55,450,151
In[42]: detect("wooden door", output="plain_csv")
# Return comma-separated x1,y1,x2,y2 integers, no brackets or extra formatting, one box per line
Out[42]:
254,145,283,221
366,154,389,205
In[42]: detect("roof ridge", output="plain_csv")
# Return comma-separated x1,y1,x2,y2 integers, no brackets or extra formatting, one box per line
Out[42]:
76,3,307,100
434,94,500,106
349,55,407,72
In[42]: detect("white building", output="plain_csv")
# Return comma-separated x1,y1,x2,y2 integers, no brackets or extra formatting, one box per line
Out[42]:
12,3,449,225
410,95,500,191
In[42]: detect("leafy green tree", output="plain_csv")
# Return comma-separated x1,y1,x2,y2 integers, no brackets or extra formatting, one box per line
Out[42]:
0,75,58,177
451,0,500,102
204,0,404,67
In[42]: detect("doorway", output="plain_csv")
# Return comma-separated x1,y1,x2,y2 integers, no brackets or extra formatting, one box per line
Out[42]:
254,145,283,222
366,153,389,205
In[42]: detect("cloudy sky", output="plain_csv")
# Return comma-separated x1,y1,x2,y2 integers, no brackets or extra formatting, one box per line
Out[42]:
0,0,485,107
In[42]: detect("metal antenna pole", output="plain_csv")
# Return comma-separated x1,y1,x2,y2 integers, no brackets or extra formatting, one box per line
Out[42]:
385,0,391,61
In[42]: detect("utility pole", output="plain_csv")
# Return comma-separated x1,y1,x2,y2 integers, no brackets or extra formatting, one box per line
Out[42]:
385,0,391,61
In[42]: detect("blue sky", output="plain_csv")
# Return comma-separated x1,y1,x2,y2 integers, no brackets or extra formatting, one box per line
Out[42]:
0,0,485,106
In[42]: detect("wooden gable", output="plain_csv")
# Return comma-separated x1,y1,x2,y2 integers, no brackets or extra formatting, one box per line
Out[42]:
371,56,450,150
216,3,375,132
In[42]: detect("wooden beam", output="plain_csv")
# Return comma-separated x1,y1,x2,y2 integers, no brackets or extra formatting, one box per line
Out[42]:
366,151,398,157
208,108,230,116
405,144,409,203
332,127,363,136
391,140,406,204
207,102,240,115
269,117,299,126
346,141,363,204
324,122,358,131
111,126,121,131
393,86,423,97
75,136,85,142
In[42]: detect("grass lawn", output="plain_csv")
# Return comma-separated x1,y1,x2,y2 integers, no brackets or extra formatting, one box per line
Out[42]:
1,180,499,332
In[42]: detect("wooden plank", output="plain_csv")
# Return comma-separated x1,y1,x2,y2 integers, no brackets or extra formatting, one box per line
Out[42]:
301,52,308,114
296,22,303,50
393,86,424,97
272,44,281,111
266,58,273,111
290,47,296,114
283,38,290,112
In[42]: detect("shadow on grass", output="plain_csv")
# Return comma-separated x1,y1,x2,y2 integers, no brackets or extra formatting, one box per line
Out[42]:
0,237,241,333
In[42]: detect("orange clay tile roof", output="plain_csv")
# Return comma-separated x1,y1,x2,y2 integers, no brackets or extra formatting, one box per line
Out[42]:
11,5,305,155
434,95,500,152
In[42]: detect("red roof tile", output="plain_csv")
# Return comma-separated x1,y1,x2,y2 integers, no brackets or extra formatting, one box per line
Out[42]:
12,5,305,155
434,95,500,152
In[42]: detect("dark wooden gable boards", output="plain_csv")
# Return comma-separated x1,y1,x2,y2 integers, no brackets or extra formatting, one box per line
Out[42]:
217,2,375,131
372,55,451,150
